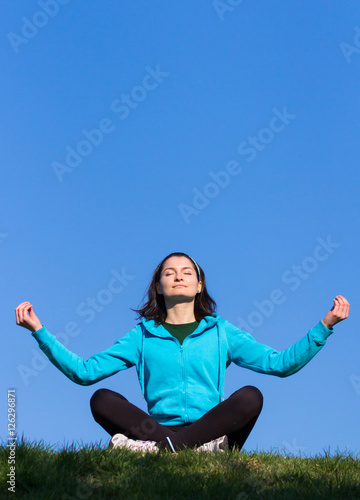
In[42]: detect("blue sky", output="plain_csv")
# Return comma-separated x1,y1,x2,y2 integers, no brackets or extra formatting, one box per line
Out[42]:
1,1,359,457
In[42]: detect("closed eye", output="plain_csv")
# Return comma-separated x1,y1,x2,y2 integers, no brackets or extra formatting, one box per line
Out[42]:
165,272,192,276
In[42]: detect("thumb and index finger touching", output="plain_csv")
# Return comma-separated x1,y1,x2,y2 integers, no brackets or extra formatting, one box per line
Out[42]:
15,301,41,332
331,295,350,312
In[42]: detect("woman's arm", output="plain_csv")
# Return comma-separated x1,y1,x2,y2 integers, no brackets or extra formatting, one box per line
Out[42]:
226,295,350,377
15,301,140,385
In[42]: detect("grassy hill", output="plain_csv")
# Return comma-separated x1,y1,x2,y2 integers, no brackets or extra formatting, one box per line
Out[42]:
1,438,360,499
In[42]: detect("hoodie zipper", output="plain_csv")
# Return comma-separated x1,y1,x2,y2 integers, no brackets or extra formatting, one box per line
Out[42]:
180,344,188,423
171,337,188,423
141,317,221,420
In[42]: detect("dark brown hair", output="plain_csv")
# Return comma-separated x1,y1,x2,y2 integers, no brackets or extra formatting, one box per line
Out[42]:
131,252,217,325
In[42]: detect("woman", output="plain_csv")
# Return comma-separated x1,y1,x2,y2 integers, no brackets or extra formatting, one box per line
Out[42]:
15,252,350,454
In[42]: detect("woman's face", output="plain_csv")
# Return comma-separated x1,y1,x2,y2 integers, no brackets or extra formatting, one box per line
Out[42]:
155,255,202,301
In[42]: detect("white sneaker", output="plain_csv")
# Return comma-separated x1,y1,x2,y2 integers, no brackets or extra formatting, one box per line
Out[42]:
110,433,159,455
195,435,228,453
124,438,159,454
109,433,129,449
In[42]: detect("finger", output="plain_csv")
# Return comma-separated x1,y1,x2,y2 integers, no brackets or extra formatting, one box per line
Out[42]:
17,305,25,322
16,305,26,324
336,295,350,307
341,299,350,317
333,297,342,311
332,300,340,316
333,297,344,312
15,301,30,314
337,304,347,319
15,307,20,324
15,301,30,310
332,298,344,318
334,297,349,319
18,305,26,323
24,304,32,318
15,303,27,323
19,304,31,323
335,296,349,316
334,296,344,306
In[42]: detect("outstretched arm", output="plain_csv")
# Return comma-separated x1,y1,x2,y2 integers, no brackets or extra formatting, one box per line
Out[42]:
227,295,350,377
15,301,140,385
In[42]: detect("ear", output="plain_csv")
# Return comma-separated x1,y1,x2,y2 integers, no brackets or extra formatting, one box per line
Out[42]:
156,282,162,294
197,281,202,294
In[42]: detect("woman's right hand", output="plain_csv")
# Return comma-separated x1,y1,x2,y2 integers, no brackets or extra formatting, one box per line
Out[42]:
15,301,43,333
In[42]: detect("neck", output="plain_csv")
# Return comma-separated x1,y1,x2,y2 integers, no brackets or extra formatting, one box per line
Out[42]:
164,301,197,324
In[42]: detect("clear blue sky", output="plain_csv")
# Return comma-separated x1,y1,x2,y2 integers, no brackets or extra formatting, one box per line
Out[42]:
1,1,359,456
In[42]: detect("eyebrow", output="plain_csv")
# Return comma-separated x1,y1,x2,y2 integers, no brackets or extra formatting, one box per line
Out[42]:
162,266,194,273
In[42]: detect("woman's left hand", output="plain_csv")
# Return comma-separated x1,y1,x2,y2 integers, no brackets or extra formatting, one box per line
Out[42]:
321,295,350,329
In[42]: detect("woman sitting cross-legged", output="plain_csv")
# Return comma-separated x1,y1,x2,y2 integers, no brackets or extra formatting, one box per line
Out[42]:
15,252,350,454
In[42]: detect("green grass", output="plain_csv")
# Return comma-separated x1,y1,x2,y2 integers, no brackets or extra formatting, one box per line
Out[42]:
1,437,360,499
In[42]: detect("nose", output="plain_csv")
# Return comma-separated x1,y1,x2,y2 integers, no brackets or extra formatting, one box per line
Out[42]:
174,273,184,281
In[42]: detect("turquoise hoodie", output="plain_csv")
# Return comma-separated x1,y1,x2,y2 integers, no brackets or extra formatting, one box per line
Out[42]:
31,313,333,426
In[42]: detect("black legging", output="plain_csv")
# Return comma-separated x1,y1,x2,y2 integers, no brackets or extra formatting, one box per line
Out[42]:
90,385,263,452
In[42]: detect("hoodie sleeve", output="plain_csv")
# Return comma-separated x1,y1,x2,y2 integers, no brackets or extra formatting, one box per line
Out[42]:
225,319,334,377
31,325,140,385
